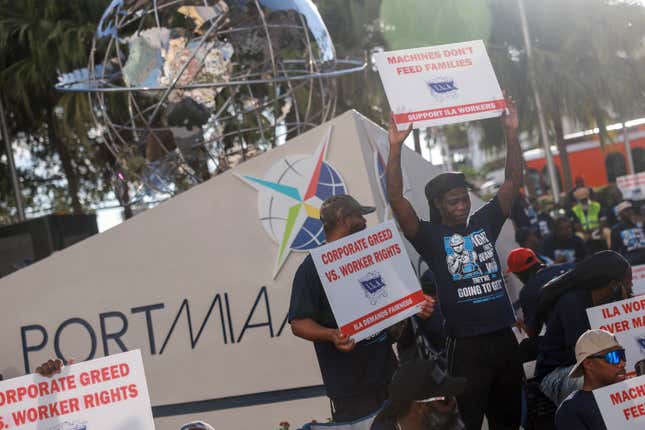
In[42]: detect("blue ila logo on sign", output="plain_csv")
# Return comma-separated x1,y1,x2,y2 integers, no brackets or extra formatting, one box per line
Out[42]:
359,271,388,305
427,77,458,101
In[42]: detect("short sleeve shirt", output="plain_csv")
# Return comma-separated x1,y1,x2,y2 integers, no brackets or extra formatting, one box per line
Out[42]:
555,390,606,430
541,234,588,263
611,221,645,265
288,255,397,399
409,197,516,338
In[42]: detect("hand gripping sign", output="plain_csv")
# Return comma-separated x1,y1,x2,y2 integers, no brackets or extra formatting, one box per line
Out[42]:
310,220,425,342
594,375,645,428
373,40,506,130
0,350,154,430
587,296,645,377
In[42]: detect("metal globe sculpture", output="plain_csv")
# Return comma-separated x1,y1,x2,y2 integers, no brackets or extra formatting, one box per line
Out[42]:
57,0,364,202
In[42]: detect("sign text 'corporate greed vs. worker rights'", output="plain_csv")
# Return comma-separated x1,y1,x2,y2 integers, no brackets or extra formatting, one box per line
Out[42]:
373,40,506,130
310,220,424,342
0,350,154,430
594,375,645,429
587,295,645,377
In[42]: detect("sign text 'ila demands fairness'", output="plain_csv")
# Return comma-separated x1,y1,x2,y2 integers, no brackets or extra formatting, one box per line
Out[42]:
374,40,506,130
0,350,154,430
594,375,645,429
587,296,645,377
310,220,424,342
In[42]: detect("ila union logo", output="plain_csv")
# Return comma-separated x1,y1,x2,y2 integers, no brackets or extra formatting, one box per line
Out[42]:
427,77,458,102
236,127,347,278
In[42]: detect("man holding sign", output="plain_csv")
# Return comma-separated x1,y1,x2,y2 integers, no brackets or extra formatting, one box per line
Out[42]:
555,329,627,429
386,94,523,429
288,195,435,423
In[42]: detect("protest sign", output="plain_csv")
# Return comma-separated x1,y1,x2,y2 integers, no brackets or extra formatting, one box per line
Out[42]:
310,220,424,342
617,172,645,201
373,40,506,130
0,350,154,430
633,264,645,296
594,375,645,429
587,296,645,377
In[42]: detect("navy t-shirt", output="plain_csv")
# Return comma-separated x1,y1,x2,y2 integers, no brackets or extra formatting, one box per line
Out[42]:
288,255,397,399
611,222,645,265
541,234,588,263
536,288,593,380
409,197,515,338
519,263,574,334
555,390,606,430
537,212,553,237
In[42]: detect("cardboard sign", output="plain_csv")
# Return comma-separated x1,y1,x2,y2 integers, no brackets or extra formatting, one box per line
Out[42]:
373,40,506,130
310,220,424,342
587,296,645,377
633,264,645,296
594,375,645,428
0,350,154,430
617,173,645,201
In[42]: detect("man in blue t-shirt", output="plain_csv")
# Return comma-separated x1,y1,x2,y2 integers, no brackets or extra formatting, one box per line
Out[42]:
288,194,435,422
507,247,573,337
610,200,645,265
386,95,523,429
555,329,627,429
541,217,589,263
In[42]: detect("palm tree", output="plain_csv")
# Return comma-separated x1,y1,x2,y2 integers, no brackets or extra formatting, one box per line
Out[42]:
0,0,108,214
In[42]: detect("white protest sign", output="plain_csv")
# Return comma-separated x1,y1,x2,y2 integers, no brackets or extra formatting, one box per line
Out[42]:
310,220,424,342
617,172,645,201
373,40,506,130
633,264,645,296
594,375,645,428
0,350,154,430
587,296,645,377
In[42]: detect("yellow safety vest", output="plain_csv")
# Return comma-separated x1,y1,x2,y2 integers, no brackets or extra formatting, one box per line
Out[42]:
572,202,601,231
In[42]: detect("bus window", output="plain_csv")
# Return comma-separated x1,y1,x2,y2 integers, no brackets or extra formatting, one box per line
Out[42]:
605,152,627,182
632,147,645,173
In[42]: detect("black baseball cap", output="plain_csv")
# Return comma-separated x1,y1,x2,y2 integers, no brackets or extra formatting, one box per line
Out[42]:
319,194,375,230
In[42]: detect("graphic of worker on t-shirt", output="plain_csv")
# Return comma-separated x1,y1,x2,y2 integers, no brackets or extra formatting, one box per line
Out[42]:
445,233,482,281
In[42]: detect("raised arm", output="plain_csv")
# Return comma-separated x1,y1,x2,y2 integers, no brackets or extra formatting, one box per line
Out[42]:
496,94,523,217
386,116,420,239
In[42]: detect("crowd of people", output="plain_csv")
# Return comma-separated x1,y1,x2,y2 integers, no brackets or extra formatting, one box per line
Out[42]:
287,95,642,430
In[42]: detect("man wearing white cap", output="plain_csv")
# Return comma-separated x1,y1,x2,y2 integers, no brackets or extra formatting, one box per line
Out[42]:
555,329,627,429
610,200,645,265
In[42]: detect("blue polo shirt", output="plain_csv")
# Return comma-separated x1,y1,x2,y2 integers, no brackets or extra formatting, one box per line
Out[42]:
409,197,515,338
288,255,397,399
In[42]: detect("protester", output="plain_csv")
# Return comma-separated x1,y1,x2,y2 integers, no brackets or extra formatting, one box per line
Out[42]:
288,194,435,422
541,217,589,263
507,248,573,337
510,189,539,233
371,360,467,430
515,227,554,266
567,176,596,209
386,94,524,429
534,251,631,405
555,329,626,430
610,200,645,265
569,187,608,252
536,200,554,238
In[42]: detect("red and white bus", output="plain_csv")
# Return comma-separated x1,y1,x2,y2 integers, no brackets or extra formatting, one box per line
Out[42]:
524,123,645,195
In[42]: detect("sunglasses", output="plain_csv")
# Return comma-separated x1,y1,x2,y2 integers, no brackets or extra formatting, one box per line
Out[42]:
589,349,626,365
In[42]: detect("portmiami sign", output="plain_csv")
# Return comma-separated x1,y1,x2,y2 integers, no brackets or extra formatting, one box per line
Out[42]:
0,110,520,430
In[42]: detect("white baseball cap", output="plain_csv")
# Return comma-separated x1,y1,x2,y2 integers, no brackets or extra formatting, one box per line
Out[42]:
569,329,622,378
